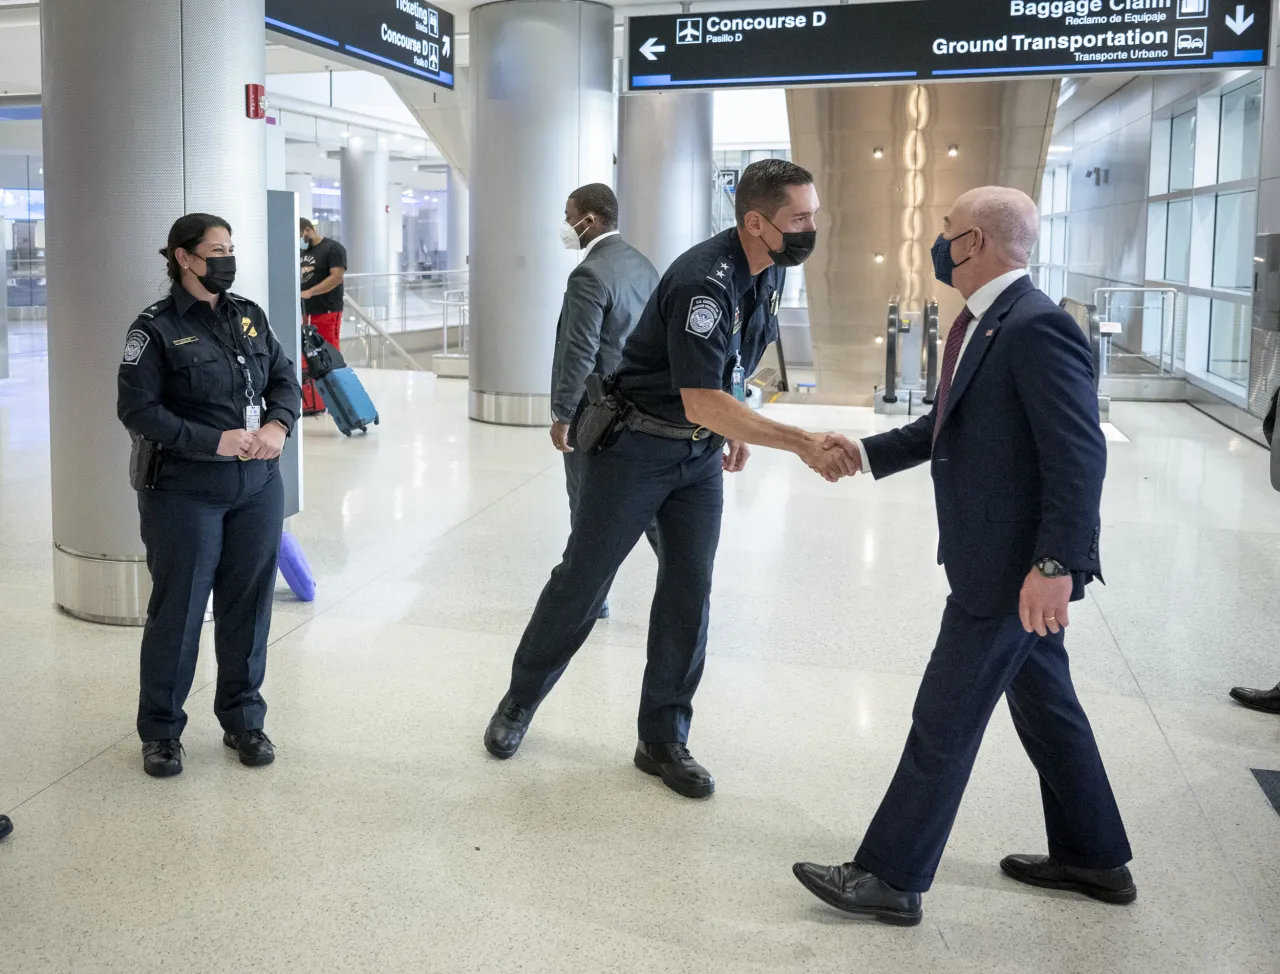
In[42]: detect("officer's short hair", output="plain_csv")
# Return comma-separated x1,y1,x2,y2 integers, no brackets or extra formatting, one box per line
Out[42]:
300,218,316,234
568,183,619,230
735,159,814,226
160,213,232,284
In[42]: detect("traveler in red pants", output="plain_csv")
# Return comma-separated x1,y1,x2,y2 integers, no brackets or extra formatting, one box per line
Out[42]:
299,219,347,414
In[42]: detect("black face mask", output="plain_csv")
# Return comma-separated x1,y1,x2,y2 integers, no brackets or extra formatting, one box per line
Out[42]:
195,255,237,294
763,217,817,267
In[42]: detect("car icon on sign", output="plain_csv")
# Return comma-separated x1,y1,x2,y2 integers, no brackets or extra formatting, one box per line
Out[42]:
1175,27,1207,55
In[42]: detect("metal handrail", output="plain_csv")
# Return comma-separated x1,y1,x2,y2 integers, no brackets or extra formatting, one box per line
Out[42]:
1092,286,1180,376
343,295,428,371
1059,297,1102,391
923,299,939,403
883,301,900,403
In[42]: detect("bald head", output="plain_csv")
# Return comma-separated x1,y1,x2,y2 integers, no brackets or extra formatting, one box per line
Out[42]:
951,186,1040,264
938,186,1040,298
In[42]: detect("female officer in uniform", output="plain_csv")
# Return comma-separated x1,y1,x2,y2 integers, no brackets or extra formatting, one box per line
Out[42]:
117,213,301,778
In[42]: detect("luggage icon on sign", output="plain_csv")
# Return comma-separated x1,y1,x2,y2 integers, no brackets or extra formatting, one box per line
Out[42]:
677,18,703,44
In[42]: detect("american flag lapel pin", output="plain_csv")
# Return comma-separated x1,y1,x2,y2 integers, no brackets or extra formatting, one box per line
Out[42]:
985,329,994,337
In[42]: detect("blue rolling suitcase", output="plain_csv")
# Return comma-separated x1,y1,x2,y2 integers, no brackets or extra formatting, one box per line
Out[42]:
316,367,379,436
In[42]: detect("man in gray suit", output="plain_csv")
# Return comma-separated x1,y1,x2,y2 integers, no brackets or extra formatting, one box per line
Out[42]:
550,183,660,618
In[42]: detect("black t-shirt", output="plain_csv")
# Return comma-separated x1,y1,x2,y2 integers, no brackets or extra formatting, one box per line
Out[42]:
614,228,784,425
301,238,347,315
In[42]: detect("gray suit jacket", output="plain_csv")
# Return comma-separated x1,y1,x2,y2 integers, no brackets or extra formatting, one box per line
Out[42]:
550,234,659,423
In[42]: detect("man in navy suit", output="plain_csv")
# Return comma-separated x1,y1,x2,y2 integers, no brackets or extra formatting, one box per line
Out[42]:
793,186,1134,926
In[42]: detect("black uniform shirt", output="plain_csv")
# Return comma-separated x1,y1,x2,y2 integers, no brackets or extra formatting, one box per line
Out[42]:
614,228,784,426
301,238,347,315
117,285,302,456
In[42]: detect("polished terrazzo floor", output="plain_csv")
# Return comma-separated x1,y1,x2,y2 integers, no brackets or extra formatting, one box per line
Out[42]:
1,352,1278,973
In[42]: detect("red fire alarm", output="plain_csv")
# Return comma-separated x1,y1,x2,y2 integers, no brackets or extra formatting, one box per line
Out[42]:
245,84,266,120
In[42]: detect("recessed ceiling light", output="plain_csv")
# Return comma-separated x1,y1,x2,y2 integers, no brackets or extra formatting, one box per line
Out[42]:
947,145,960,157
872,148,884,160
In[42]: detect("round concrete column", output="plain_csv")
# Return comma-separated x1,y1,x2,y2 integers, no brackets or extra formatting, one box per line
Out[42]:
447,167,469,271
618,91,714,276
41,0,268,625
339,141,390,275
468,0,614,426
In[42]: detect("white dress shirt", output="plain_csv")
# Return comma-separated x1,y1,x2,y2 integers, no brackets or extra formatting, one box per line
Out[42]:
856,268,1030,474
581,229,620,259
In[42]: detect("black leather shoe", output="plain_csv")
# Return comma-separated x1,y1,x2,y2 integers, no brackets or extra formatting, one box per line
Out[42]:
142,739,184,778
223,729,276,767
792,862,923,926
1000,854,1136,904
633,742,715,798
485,695,534,759
1229,683,1280,714
0,814,12,841
598,601,611,620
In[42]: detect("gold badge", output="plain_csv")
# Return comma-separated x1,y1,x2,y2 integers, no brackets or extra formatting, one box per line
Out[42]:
241,317,258,338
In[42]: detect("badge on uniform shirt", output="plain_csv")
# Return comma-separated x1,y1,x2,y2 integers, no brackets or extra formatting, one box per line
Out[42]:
172,336,199,346
686,296,723,338
121,329,150,366
245,404,262,432
242,316,258,338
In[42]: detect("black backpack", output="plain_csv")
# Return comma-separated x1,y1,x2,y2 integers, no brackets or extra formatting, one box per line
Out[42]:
301,323,346,380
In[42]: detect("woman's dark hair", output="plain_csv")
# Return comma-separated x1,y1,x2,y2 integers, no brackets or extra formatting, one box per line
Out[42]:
160,213,232,283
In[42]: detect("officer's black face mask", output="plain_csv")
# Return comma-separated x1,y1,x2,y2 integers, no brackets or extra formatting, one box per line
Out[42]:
762,216,817,268
194,254,237,294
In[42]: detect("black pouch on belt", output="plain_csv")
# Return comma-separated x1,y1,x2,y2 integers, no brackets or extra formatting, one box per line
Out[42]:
128,433,164,490
575,373,624,453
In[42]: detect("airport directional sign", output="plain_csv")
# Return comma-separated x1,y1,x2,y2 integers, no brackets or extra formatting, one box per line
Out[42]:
266,0,455,90
627,0,1272,92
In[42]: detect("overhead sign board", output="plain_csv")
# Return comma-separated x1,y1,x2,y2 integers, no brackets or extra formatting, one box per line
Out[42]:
627,0,1271,91
266,0,455,90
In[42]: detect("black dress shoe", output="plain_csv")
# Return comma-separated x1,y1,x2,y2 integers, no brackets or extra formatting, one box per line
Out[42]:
1000,854,1136,904
792,862,923,926
633,742,715,798
1229,683,1280,714
0,814,12,841
485,694,534,759
142,739,184,778
598,601,611,620
223,729,276,767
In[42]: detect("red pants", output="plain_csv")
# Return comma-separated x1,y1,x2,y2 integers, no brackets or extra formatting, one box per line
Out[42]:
302,312,343,414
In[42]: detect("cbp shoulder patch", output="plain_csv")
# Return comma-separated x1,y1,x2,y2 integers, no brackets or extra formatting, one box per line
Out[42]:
122,329,150,366
686,296,723,339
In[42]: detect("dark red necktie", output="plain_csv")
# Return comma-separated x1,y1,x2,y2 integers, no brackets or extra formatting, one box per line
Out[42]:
933,307,975,442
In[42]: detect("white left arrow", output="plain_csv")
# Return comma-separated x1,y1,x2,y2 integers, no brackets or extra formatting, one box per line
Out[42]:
443,35,451,58
1226,4,1255,35
640,37,666,61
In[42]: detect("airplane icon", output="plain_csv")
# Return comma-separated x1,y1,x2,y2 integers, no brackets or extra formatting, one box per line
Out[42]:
676,18,703,44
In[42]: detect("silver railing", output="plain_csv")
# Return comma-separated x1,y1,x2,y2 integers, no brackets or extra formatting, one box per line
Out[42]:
1092,287,1182,377
1058,298,1103,391
340,269,469,338
342,295,429,372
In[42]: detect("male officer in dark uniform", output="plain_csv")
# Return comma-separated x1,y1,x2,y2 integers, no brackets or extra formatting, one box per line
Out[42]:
485,160,855,798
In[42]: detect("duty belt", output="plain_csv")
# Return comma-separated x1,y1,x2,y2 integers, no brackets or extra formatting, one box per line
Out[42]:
619,405,712,442
167,450,236,462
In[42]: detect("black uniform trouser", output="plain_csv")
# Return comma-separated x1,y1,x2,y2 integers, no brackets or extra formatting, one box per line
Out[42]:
136,457,283,742
511,429,724,743
855,598,1132,893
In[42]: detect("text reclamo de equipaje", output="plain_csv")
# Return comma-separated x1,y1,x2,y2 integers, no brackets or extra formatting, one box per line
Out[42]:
1010,0,1174,25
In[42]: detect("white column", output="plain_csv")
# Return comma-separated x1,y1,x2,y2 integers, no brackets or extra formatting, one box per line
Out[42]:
617,92,714,275
339,141,390,275
447,166,469,270
468,0,614,425
41,0,268,624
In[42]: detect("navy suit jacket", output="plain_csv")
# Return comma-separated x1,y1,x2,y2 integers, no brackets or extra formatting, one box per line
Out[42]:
863,275,1105,618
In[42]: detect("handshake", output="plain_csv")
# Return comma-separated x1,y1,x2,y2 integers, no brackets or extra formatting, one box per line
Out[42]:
802,432,863,483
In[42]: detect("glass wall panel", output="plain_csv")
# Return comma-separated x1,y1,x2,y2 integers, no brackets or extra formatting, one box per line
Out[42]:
1169,110,1196,193
1218,79,1262,183
1212,191,1256,290
1164,199,1192,283
1052,165,1070,212
1208,299,1251,385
